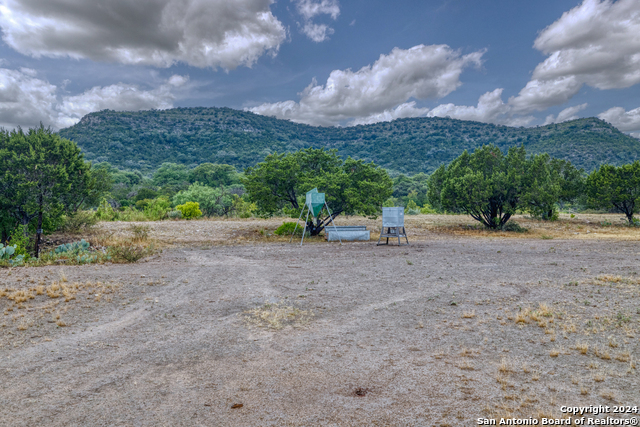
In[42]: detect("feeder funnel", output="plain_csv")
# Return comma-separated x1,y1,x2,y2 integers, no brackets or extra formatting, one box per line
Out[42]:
305,188,325,218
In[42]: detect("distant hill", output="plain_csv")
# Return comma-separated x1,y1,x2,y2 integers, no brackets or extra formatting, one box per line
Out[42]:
59,107,640,175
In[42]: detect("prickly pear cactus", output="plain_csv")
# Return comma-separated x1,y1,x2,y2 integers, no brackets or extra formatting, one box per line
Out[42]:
55,239,90,255
0,243,17,259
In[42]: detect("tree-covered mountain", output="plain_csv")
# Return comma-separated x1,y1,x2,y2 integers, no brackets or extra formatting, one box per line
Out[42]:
59,107,640,175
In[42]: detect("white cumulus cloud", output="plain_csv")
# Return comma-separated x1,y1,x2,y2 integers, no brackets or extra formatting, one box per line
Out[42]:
509,0,640,113
56,75,189,128
0,67,187,130
0,68,58,129
249,44,484,126
0,0,286,69
543,103,588,125
294,0,340,42
348,102,430,126
598,106,640,133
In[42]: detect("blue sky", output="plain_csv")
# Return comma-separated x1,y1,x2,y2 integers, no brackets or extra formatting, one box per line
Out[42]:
0,0,639,136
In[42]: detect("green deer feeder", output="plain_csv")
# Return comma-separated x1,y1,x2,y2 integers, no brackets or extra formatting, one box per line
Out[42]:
290,188,341,246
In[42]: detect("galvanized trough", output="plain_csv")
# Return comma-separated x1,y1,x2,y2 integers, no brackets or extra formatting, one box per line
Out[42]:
325,225,370,242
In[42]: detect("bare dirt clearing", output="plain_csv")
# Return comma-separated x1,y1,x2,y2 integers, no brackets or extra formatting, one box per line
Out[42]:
1,215,640,426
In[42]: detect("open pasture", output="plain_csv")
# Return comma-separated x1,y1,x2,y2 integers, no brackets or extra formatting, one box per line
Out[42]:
1,214,639,426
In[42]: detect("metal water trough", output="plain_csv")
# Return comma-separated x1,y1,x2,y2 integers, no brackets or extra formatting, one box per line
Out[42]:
325,225,370,242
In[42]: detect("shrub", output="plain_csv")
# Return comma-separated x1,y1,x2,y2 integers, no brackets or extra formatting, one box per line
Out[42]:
420,203,437,214
95,198,117,221
8,225,30,257
405,200,420,215
59,211,98,233
233,196,257,218
175,202,202,220
173,183,235,216
108,243,152,263
117,207,148,222
167,210,182,219
143,197,171,220
130,224,150,242
274,222,305,236
502,221,528,233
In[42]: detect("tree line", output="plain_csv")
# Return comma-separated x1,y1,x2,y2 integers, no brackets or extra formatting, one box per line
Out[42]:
3,126,640,259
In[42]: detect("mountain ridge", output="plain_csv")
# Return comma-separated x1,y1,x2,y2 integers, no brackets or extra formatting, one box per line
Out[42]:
58,107,640,174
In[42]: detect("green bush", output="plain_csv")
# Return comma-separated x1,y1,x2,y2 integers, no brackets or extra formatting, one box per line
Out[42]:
501,221,528,233
168,210,182,219
420,203,437,214
143,197,171,220
175,202,202,220
274,222,305,236
8,225,30,257
173,183,235,217
405,200,420,215
117,207,148,222
233,196,257,218
95,198,117,221
59,211,98,233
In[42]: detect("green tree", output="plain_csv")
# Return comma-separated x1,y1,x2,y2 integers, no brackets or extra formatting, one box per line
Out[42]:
0,126,99,255
173,183,235,217
189,163,240,187
244,148,392,235
428,145,529,229
586,162,640,224
521,156,584,220
153,162,190,195
393,173,429,207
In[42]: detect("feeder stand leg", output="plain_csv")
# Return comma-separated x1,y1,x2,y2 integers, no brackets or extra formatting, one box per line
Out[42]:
290,206,305,243
324,202,341,245
300,207,311,246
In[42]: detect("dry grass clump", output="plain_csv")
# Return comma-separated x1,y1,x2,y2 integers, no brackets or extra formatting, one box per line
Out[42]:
515,307,531,324
461,310,476,318
129,224,151,242
600,390,616,401
85,230,157,263
595,347,611,360
6,290,34,304
597,275,623,283
498,357,514,373
457,360,475,370
575,342,589,354
615,351,631,363
515,303,554,326
593,372,606,382
243,301,313,330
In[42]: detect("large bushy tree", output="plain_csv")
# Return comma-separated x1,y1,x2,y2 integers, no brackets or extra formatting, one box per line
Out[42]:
586,162,640,224
189,163,240,187
428,145,529,229
0,126,104,255
428,145,586,228
244,148,392,235
521,155,584,220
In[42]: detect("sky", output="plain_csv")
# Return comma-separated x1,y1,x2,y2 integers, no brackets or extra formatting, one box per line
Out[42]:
0,0,639,137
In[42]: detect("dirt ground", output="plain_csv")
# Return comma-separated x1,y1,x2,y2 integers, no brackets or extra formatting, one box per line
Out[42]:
1,214,640,426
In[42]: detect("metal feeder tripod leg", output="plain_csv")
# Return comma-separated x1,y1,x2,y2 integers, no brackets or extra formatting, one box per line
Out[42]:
290,206,305,243
300,207,311,246
324,202,341,245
